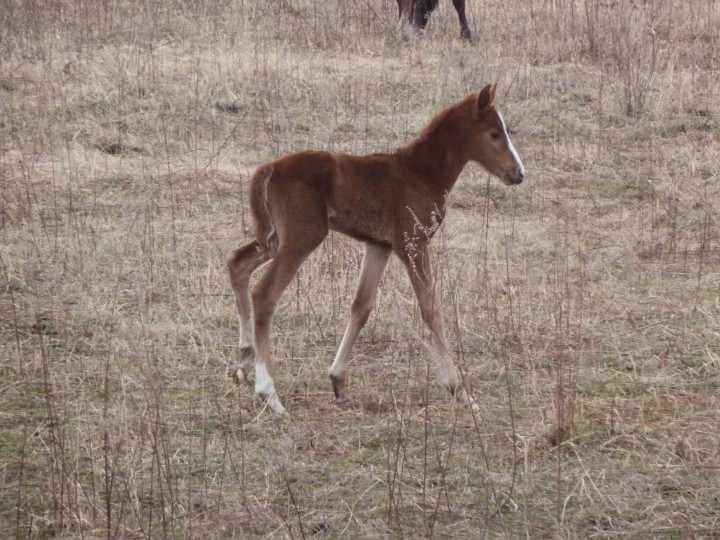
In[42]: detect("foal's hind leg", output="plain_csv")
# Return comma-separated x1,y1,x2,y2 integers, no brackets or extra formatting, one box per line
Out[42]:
329,242,392,403
396,242,477,409
251,239,325,413
228,241,270,383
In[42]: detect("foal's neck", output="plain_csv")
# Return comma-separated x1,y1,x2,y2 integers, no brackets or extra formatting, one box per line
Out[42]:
396,98,473,192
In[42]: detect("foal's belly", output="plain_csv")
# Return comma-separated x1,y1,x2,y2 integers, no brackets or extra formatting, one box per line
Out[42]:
327,204,393,246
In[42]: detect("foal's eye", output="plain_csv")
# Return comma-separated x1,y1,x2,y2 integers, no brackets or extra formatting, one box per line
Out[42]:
490,131,502,140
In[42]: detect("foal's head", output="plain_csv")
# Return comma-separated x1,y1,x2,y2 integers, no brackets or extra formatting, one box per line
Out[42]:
468,84,525,185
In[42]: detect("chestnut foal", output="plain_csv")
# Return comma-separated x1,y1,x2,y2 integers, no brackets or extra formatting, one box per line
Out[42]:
228,84,524,413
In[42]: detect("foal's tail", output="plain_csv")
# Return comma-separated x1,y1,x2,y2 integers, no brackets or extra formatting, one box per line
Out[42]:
249,165,278,254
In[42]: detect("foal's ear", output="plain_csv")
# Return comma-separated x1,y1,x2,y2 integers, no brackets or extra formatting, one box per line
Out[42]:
477,83,497,114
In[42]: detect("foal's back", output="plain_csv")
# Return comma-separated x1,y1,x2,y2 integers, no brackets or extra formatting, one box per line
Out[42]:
261,147,449,249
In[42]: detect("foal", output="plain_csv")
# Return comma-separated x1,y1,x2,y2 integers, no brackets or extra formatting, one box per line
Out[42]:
228,84,524,414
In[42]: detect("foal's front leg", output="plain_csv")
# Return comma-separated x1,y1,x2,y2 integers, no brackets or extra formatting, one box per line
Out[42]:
329,242,392,403
397,242,477,409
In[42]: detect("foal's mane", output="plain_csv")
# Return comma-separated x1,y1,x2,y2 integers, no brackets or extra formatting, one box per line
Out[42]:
395,92,475,156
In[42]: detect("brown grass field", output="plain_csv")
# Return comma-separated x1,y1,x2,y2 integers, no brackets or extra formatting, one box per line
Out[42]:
1,1,720,537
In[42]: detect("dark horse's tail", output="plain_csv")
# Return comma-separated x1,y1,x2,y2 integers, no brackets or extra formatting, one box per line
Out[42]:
249,165,278,254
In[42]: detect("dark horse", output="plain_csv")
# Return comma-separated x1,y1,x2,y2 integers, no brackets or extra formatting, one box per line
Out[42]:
228,84,524,413
397,0,471,40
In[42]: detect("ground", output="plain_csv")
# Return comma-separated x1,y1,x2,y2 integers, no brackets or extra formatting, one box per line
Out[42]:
1,0,719,538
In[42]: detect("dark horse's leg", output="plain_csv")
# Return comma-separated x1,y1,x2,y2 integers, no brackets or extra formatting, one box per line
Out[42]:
396,0,409,18
413,0,440,30
398,0,471,40
397,0,439,31
451,0,472,40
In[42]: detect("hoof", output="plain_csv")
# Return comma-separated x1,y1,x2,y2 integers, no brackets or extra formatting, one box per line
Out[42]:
451,386,479,411
259,392,287,414
468,398,480,412
232,367,252,386
332,396,350,406
330,374,347,403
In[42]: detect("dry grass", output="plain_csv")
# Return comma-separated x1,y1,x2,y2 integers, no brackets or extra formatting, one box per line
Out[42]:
1,0,720,537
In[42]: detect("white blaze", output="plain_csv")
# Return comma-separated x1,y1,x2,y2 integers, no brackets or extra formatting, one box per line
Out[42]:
499,112,525,177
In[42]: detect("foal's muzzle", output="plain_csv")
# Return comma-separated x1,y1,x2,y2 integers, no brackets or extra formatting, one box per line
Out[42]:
504,167,525,185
